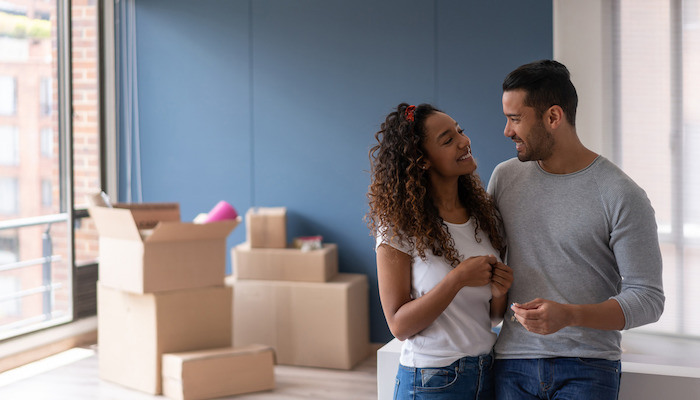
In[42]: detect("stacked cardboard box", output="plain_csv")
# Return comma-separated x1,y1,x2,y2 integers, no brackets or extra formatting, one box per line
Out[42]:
228,207,370,370
91,203,274,398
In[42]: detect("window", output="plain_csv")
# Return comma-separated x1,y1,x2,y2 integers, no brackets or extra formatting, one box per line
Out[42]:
40,127,53,158
0,126,19,165
39,77,52,116
0,76,16,116
41,179,52,207
0,0,103,341
0,233,18,264
614,0,700,336
0,178,19,214
35,11,50,21
0,276,21,318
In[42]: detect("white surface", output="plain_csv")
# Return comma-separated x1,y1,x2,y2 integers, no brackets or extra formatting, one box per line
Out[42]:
376,338,401,400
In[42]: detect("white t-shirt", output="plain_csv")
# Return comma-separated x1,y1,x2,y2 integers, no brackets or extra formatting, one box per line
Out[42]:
376,218,500,368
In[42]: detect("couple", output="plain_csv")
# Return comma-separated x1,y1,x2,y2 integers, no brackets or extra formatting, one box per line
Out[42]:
366,60,665,400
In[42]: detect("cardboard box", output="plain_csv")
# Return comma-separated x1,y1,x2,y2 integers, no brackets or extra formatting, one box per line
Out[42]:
90,203,240,294
227,273,370,370
98,283,233,394
162,345,275,400
111,202,181,229
233,243,338,282
245,207,287,248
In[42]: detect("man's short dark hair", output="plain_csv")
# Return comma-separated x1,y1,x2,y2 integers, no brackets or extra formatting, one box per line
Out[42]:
503,60,578,126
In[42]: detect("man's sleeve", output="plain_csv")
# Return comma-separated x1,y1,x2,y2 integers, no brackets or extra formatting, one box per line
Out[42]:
609,184,665,330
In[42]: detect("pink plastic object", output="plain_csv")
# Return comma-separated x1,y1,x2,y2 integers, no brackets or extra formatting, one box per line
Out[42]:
203,200,238,223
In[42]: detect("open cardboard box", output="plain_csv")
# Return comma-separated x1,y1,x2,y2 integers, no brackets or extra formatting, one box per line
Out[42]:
90,203,240,294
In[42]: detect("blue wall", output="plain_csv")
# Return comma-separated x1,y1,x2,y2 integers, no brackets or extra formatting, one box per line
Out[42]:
117,0,552,343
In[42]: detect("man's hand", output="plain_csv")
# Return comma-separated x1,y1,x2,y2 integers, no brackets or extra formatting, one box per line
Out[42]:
511,298,575,335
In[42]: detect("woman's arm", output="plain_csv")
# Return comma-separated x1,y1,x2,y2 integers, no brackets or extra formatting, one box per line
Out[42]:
377,244,495,340
489,261,513,326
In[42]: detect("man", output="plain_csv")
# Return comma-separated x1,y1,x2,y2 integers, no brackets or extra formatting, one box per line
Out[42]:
487,60,665,399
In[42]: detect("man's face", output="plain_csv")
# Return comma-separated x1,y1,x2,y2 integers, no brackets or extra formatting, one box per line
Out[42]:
502,89,554,162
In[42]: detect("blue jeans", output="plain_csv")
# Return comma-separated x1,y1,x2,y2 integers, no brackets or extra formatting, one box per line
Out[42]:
394,353,494,400
494,358,621,400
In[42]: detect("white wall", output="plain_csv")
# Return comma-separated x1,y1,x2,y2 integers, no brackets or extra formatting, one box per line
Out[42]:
553,0,615,158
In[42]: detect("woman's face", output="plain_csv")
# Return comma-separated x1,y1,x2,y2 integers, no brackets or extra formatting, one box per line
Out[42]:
421,111,476,178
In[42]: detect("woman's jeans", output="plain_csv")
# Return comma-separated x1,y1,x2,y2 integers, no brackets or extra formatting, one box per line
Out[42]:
394,353,494,400
494,358,621,400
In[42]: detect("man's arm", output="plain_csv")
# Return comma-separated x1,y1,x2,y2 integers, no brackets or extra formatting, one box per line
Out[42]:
511,298,624,335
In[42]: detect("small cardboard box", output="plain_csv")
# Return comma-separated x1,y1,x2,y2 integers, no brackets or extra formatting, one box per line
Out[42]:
98,283,233,395
162,345,275,400
227,273,370,370
233,243,338,282
90,203,240,294
245,207,287,248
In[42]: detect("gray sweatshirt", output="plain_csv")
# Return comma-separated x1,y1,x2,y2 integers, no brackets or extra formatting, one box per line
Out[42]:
487,156,665,360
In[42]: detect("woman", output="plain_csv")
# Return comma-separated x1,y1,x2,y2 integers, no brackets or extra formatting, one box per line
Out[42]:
366,103,513,399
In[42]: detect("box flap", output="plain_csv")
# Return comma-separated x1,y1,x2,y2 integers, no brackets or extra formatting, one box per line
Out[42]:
89,206,142,241
114,202,180,229
145,217,240,243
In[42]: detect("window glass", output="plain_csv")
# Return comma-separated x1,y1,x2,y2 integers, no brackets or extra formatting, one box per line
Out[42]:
617,0,700,336
0,76,16,115
40,127,53,158
0,126,19,165
0,178,19,214
0,0,71,341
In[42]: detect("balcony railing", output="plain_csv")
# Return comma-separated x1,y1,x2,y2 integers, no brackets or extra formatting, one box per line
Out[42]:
0,213,69,338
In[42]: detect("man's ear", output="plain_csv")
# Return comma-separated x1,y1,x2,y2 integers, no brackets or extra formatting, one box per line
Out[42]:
545,105,564,129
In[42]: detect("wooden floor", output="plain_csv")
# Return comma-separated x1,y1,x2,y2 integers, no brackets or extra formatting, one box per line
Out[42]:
0,345,379,400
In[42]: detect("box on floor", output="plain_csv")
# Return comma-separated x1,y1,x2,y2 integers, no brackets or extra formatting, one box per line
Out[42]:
97,283,232,394
233,243,338,282
90,203,239,294
227,273,370,370
162,344,275,400
245,207,287,248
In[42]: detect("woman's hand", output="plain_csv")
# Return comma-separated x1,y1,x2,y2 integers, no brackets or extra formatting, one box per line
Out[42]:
490,261,513,299
377,246,494,340
451,255,497,287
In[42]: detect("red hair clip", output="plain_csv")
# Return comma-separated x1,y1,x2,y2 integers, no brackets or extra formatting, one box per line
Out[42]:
405,105,416,122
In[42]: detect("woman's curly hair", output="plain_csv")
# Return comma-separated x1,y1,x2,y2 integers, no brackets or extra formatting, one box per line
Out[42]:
366,103,504,267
